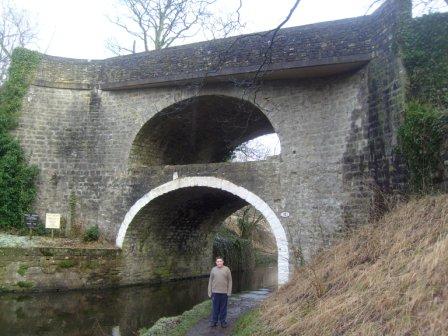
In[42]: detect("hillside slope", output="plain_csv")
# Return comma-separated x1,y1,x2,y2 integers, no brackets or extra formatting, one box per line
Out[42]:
236,194,448,335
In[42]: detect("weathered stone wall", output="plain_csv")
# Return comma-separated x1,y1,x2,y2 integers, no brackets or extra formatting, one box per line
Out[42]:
13,85,107,232
342,0,411,226
11,0,411,286
34,55,99,89
273,71,371,257
17,67,371,264
0,247,122,292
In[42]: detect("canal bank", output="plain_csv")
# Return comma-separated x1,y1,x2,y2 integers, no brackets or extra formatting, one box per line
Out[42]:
140,289,271,336
0,265,277,336
0,233,276,293
0,245,122,292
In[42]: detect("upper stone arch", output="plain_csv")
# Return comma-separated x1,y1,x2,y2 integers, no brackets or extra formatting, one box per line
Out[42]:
128,94,281,167
116,176,290,285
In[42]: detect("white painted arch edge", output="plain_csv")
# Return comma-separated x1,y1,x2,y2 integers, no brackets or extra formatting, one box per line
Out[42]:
116,176,290,285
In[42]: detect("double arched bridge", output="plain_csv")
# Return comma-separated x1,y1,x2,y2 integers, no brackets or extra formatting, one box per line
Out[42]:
15,0,409,286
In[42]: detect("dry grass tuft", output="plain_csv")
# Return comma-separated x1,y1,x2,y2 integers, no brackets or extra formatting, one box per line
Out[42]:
258,194,448,335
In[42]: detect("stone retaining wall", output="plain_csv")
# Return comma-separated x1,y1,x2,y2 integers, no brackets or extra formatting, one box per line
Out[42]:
0,247,122,292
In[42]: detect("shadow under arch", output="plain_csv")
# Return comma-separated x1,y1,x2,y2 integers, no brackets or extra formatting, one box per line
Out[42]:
116,176,289,285
129,95,281,167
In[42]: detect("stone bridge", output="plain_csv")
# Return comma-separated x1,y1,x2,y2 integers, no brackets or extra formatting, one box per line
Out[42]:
15,0,410,286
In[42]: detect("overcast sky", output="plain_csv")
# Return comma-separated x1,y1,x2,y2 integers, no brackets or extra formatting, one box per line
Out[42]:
12,0,447,60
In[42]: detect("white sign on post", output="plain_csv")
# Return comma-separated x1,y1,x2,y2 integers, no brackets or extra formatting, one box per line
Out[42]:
45,213,61,229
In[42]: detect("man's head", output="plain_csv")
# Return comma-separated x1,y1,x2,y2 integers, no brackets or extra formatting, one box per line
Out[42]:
215,256,224,268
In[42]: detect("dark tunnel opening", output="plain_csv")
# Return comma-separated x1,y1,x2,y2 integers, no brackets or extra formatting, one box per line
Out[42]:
129,95,279,166
124,187,248,254
122,186,277,282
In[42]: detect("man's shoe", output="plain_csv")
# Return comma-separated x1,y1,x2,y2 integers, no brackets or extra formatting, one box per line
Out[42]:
209,321,218,327
221,321,228,328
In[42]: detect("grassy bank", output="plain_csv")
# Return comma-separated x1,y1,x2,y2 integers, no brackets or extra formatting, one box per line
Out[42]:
232,309,267,336
234,194,448,335
139,300,211,336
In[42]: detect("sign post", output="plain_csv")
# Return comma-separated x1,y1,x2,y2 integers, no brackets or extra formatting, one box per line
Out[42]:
24,213,39,240
45,213,61,238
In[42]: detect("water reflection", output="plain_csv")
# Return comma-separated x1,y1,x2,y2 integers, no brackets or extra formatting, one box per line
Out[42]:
0,265,277,336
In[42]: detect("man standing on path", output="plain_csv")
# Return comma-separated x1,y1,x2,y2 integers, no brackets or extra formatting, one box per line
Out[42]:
208,256,232,328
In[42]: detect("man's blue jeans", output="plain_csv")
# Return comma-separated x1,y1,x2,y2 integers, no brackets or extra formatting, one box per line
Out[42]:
211,293,228,323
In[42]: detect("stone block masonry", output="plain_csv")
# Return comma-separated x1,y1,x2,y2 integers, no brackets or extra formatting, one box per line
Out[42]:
0,247,122,292
9,0,411,289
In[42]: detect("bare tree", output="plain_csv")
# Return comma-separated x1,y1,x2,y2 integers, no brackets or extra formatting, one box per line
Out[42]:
201,0,244,40
107,0,243,55
231,134,281,162
236,206,264,239
413,0,448,9
0,0,37,84
367,0,448,14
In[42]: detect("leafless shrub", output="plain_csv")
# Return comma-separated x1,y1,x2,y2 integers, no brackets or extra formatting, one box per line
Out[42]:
0,0,37,83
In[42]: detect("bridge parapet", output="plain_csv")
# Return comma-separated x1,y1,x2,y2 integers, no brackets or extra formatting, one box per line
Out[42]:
31,2,399,90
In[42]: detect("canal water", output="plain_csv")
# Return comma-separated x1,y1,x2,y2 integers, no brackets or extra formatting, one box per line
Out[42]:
0,265,277,336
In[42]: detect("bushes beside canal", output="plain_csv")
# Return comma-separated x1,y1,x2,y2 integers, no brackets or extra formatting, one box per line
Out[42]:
213,227,255,272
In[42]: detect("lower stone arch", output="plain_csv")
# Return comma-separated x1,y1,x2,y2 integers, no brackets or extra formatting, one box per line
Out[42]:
117,176,289,285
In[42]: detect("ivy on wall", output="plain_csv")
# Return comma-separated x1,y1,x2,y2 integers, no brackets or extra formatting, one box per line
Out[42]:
398,102,445,192
398,13,448,193
0,48,41,229
402,13,448,109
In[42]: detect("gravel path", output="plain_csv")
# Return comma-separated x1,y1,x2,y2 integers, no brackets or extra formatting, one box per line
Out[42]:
186,289,270,336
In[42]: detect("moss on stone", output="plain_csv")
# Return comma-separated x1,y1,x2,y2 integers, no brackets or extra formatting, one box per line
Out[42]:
0,285,12,293
16,280,34,288
58,259,76,269
17,264,28,276
39,248,54,257
84,259,101,270
153,264,171,279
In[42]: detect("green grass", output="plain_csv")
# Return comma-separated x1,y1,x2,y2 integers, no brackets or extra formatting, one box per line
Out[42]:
0,285,12,293
232,308,272,336
83,225,99,242
16,281,34,288
17,264,28,276
58,259,76,269
140,300,211,336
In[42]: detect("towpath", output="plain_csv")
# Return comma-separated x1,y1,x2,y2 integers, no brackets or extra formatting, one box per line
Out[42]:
186,289,270,336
